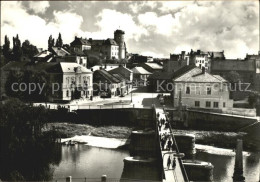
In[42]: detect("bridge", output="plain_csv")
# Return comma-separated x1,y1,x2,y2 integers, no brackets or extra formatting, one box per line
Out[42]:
155,107,189,182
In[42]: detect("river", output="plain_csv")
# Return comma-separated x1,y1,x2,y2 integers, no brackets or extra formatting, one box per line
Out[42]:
51,144,259,181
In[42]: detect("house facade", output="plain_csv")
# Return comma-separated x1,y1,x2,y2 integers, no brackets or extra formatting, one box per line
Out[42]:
70,36,91,51
93,69,124,97
131,67,152,87
172,66,233,109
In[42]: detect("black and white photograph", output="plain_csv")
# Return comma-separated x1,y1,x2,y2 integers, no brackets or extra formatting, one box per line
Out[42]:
0,1,260,181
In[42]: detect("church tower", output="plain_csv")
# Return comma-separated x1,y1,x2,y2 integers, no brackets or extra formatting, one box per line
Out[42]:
114,29,126,60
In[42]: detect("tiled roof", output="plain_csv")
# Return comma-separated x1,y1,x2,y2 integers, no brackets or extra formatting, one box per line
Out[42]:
104,38,118,46
174,66,227,83
131,67,152,75
51,47,71,57
70,37,91,46
95,69,121,83
59,63,91,73
109,66,133,74
211,59,255,72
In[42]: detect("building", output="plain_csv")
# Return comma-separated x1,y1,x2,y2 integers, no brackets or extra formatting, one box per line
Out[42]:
108,65,133,93
93,69,125,97
1,61,93,102
172,66,233,109
70,36,91,51
48,62,93,101
131,67,152,87
164,50,225,73
141,62,163,73
88,29,127,60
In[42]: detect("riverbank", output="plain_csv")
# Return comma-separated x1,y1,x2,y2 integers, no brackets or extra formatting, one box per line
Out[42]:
43,123,132,139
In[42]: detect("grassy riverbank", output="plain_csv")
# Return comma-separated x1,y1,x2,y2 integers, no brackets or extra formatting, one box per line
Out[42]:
43,123,132,139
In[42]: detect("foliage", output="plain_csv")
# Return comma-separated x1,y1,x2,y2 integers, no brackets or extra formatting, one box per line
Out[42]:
48,35,55,51
3,35,11,60
5,69,51,102
12,34,23,61
21,40,39,59
55,33,63,48
248,92,260,108
225,71,241,84
0,98,61,181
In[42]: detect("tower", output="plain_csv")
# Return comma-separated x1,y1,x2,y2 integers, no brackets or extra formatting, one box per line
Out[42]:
114,29,126,60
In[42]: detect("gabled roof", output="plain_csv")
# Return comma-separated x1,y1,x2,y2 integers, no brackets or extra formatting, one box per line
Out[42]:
174,66,228,83
47,62,91,73
104,38,118,46
211,59,255,72
60,63,91,73
70,37,91,46
51,47,71,57
94,69,121,83
131,67,152,75
34,50,52,58
109,66,133,74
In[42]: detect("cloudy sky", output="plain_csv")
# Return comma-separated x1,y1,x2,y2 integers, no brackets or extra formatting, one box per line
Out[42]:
1,1,259,58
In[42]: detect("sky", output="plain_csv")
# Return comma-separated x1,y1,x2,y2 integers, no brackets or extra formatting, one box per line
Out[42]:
1,1,259,59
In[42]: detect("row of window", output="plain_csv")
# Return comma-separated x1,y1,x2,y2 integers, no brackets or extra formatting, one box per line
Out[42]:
186,86,212,95
66,90,90,97
194,101,226,108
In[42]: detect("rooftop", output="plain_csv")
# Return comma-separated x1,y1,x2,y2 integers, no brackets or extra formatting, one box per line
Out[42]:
131,67,152,75
144,62,163,70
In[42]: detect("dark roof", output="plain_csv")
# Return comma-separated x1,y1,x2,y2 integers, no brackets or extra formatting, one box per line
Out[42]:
51,47,70,57
209,51,225,59
112,74,125,81
149,65,196,80
211,59,255,72
114,29,125,34
104,39,118,46
94,69,121,83
70,37,91,46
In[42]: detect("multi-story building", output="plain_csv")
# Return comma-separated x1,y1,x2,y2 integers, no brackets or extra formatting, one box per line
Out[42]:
172,65,233,109
164,50,225,73
70,36,91,51
88,29,127,60
0,61,93,102
93,69,126,97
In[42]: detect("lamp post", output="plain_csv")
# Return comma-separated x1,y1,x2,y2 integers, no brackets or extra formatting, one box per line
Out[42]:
131,91,132,102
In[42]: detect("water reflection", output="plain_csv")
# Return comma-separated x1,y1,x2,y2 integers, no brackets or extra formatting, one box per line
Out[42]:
52,145,129,180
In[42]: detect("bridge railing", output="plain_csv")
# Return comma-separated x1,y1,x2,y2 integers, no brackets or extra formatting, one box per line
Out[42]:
163,108,190,182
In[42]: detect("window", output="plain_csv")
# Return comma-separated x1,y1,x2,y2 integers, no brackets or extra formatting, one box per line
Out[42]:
195,101,200,107
207,87,211,95
214,102,219,108
206,101,211,108
195,86,200,95
66,90,69,97
223,102,226,108
186,86,190,94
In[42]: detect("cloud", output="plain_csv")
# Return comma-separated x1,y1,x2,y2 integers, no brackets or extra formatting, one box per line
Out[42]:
1,2,84,49
82,9,148,41
28,1,50,14
1,1,259,59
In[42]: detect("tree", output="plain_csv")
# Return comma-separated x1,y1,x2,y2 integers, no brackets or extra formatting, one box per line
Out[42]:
13,34,22,61
48,35,55,51
55,33,63,48
21,40,39,59
225,71,241,89
3,35,11,60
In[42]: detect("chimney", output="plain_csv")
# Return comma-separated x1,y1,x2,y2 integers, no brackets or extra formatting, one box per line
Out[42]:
202,67,206,74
